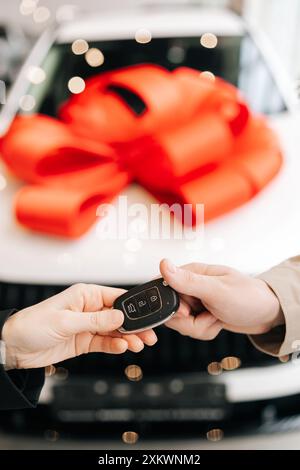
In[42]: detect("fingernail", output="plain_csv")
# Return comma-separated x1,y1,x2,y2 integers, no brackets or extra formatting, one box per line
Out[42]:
165,259,177,274
152,334,158,344
146,334,158,346
112,309,124,323
136,343,144,353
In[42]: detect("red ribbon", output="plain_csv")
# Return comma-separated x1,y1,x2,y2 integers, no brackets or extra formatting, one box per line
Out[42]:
0,65,283,238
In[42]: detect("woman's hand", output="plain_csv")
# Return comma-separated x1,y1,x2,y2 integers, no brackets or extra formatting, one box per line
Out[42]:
160,259,284,340
2,284,157,370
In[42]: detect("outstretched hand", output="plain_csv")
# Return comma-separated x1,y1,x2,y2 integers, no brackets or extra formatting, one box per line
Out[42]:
2,283,157,370
160,259,284,340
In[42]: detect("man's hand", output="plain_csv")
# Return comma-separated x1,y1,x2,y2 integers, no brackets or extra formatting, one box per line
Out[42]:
160,259,284,340
2,284,157,370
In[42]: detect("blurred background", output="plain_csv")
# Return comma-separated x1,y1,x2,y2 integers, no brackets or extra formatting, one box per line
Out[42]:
2,0,300,83
0,1,300,85
1,0,300,450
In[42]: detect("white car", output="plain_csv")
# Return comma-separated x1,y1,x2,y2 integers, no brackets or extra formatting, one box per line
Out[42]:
1,4,300,435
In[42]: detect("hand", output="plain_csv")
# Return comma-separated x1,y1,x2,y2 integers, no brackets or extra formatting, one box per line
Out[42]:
160,259,284,340
2,284,157,370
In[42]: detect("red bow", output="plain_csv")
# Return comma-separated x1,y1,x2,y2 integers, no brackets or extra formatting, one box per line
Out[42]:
0,65,282,238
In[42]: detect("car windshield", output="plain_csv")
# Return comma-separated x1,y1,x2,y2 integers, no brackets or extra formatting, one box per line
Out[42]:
26,34,286,118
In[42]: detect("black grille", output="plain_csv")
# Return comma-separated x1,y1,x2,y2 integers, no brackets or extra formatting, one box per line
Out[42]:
0,280,277,375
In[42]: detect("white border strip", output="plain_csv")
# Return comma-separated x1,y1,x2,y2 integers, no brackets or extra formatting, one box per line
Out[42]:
216,361,300,403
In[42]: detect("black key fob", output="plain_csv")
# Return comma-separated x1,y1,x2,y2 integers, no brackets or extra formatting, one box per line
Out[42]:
114,278,180,334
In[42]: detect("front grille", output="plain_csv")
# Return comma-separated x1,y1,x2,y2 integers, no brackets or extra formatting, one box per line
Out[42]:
0,280,277,375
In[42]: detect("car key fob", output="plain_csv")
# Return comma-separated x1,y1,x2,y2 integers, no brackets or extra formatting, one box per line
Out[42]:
114,278,180,334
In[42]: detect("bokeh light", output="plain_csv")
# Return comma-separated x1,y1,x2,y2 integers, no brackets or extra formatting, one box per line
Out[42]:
207,361,223,376
167,46,186,64
125,364,143,382
27,65,46,84
206,428,224,442
169,379,184,394
85,48,105,67
94,380,108,395
113,383,131,398
19,0,38,16
122,431,139,445
200,71,216,82
200,33,218,49
19,94,36,111
135,28,152,44
33,6,51,23
68,76,86,94
144,382,162,398
71,39,89,55
221,356,241,371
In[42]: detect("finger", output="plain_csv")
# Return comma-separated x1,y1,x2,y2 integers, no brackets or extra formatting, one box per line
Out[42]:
173,299,192,318
62,284,126,312
89,335,128,354
166,310,211,335
180,294,207,312
99,286,127,308
192,313,223,339
180,262,234,276
60,309,124,335
160,259,218,301
121,334,145,353
166,311,221,340
136,329,158,346
99,329,158,346
203,320,223,340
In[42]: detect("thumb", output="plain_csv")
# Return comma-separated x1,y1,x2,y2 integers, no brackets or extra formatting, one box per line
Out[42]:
160,258,216,301
61,309,124,335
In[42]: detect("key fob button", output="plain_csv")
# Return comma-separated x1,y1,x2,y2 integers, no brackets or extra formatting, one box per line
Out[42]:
146,287,161,312
135,293,150,315
114,278,180,333
123,299,140,319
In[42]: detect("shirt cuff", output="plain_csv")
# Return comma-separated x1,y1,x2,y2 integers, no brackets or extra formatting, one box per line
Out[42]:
249,266,300,357
0,309,45,410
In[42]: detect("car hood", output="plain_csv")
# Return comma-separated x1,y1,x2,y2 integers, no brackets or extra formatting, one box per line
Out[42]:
0,111,300,285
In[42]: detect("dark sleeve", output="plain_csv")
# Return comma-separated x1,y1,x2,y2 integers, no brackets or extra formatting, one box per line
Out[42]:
0,309,45,410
